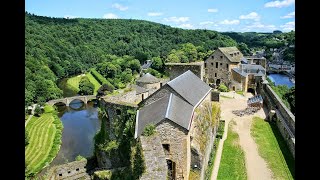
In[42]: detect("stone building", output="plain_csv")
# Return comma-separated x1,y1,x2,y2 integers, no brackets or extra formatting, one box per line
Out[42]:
165,62,205,81
231,64,266,94
204,47,243,87
136,73,162,94
135,70,212,180
243,56,267,69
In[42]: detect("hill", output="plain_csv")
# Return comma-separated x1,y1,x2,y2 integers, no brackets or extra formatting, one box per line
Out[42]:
25,12,237,105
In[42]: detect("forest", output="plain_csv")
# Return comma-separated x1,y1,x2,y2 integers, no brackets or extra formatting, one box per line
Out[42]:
25,12,238,106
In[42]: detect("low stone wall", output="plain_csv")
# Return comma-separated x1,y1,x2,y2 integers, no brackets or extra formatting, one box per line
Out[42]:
139,135,168,180
259,83,295,158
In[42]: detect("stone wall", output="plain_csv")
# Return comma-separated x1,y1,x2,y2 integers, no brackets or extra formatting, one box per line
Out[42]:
156,119,190,180
137,82,161,91
139,135,168,180
189,102,218,180
211,91,220,102
165,62,204,81
43,159,92,180
258,83,295,158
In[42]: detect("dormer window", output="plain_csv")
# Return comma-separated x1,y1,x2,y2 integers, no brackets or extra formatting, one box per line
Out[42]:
230,54,233,57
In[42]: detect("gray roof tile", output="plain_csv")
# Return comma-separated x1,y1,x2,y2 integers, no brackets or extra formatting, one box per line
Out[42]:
136,73,160,83
167,70,212,106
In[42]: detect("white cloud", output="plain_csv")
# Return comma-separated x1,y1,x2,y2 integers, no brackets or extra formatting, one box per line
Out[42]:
199,21,215,25
208,9,218,13
281,11,295,19
103,13,119,19
239,12,260,21
280,21,295,31
164,16,189,23
112,3,128,11
245,22,277,31
64,15,78,19
264,0,294,8
220,19,240,25
178,24,194,29
148,12,163,17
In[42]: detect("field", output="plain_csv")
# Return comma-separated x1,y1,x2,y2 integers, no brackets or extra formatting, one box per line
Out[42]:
25,108,63,177
86,72,101,95
217,121,247,180
66,75,83,92
251,117,295,180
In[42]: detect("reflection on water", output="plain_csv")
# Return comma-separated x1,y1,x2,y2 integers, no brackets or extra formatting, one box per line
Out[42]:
50,101,101,166
268,73,294,88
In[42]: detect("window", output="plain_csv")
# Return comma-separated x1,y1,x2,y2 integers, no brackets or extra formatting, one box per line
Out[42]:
162,144,170,155
211,62,214,66
204,63,207,68
220,56,223,59
220,63,222,65
215,73,217,77
212,55,214,59
226,64,229,70
59,174,62,177
76,168,79,171
216,62,218,68
230,54,233,57
68,171,71,174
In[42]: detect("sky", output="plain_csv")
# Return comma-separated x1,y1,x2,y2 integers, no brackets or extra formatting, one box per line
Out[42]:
25,0,295,32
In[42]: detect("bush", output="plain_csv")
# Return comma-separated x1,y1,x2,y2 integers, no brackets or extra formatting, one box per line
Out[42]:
79,76,94,95
34,105,42,116
218,83,229,92
44,105,55,113
75,155,86,161
93,170,112,180
142,124,156,136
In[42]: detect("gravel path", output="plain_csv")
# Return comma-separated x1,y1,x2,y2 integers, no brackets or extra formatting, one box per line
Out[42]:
211,92,273,180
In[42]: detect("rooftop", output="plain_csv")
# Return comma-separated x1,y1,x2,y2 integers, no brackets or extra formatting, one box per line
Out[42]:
136,73,160,83
218,47,243,63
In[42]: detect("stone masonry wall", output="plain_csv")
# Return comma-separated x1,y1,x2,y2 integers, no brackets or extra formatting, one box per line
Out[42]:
205,49,239,87
139,135,168,180
258,83,295,158
165,62,204,81
156,119,190,180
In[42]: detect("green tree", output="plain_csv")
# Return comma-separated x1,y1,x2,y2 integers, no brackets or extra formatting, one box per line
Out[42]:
78,76,94,95
34,105,42,116
150,56,164,72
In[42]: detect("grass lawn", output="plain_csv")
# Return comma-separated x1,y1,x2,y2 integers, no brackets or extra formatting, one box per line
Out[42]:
251,117,295,180
66,75,83,93
86,72,101,95
25,109,63,177
217,120,247,180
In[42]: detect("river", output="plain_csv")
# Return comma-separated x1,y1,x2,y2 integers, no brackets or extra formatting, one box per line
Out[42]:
50,100,101,166
267,73,295,88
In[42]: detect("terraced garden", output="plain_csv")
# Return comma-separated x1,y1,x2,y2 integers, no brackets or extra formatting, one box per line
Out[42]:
25,106,63,177
251,117,295,180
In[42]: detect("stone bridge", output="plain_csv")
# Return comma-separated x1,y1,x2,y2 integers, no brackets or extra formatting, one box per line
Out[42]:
46,95,97,106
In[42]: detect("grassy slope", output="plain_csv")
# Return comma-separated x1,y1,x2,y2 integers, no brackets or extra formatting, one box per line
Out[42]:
25,109,63,176
86,72,101,95
66,75,83,93
217,121,247,180
251,117,294,180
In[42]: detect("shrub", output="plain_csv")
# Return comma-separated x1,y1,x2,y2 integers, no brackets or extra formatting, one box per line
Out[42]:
142,124,156,136
75,155,86,161
34,105,42,116
218,83,229,92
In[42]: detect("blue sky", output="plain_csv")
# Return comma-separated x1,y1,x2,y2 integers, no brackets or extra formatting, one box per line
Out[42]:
26,0,295,32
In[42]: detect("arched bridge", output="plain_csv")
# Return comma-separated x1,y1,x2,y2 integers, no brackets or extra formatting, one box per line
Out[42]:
46,95,97,106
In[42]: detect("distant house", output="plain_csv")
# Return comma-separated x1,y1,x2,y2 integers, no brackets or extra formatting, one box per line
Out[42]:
141,60,153,70
135,70,212,180
204,47,243,88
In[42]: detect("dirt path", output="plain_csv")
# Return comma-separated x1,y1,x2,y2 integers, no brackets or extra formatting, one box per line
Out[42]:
211,92,273,180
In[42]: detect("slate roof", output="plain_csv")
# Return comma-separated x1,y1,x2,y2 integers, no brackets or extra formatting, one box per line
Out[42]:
136,73,160,83
134,93,194,138
232,64,266,77
134,70,212,138
142,60,152,69
218,47,243,63
167,70,212,106
134,85,148,95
